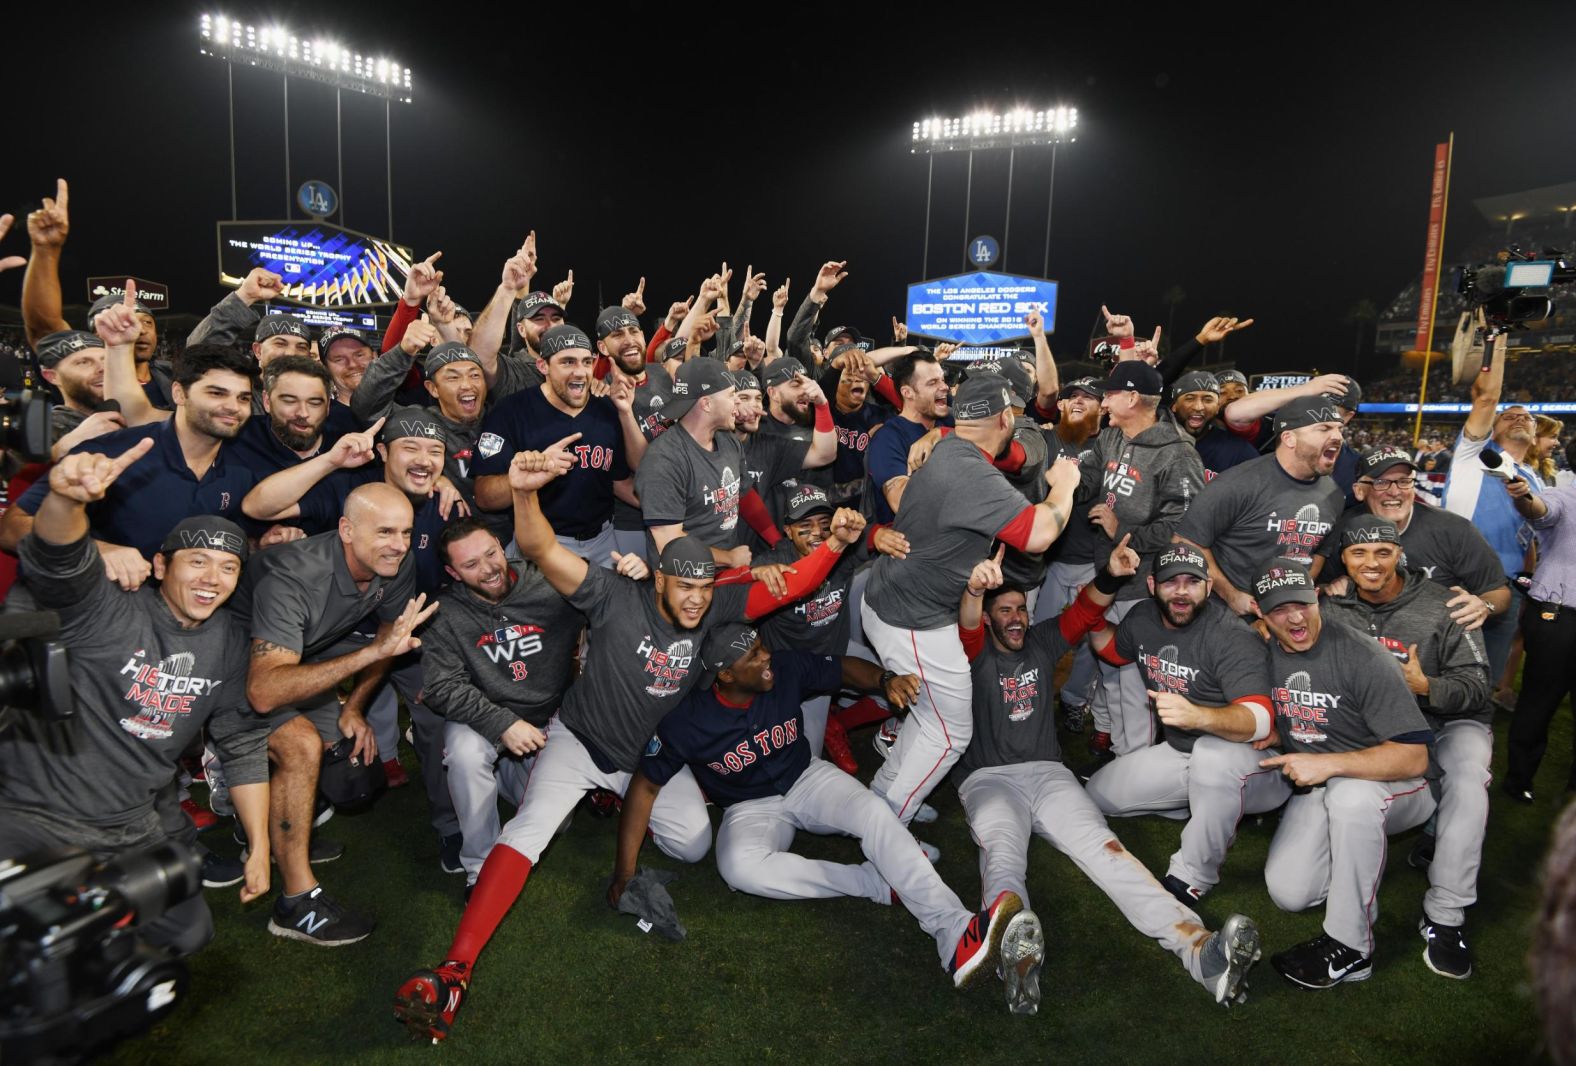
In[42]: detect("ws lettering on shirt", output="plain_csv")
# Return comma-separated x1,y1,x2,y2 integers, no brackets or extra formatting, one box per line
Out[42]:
641,651,842,806
1267,620,1432,755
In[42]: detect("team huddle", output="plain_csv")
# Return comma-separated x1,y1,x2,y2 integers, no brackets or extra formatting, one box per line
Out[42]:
1,184,1544,1044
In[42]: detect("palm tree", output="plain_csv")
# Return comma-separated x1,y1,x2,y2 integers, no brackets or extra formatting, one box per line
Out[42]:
1162,285,1186,353
1346,299,1378,364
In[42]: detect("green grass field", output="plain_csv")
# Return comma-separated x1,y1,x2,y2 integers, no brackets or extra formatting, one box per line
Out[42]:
108,701,1571,1066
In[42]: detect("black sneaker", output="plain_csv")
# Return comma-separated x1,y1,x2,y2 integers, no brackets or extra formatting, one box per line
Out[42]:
199,846,245,888
1408,836,1435,870
1271,933,1372,989
1163,873,1204,908
439,833,464,875
314,793,336,827
267,885,375,946
1419,917,1472,979
1500,779,1534,805
1060,700,1088,734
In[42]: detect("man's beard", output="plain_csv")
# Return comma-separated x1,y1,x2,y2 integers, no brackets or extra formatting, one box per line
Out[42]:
271,414,320,451
782,401,814,428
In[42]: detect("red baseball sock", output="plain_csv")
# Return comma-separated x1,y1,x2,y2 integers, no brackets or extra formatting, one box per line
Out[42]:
447,845,531,966
835,696,888,731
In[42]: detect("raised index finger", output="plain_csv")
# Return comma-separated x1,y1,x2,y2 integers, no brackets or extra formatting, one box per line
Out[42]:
550,432,584,451
109,436,157,474
365,416,387,439
56,178,69,210
123,279,137,307
1116,532,1132,551
992,544,1006,565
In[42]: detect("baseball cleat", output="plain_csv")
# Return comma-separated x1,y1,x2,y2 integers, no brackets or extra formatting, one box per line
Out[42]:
1419,917,1472,980
1271,932,1371,989
1199,913,1261,1005
383,758,411,790
1001,910,1046,1015
1162,873,1204,907
950,891,1023,989
912,802,940,825
914,839,941,864
873,716,900,760
394,961,470,1043
821,715,859,775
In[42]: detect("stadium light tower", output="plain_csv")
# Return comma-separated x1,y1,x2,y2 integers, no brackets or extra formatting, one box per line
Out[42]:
909,107,1078,278
198,13,412,235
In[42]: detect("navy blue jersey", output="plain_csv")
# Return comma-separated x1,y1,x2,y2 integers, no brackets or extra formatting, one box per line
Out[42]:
472,388,630,538
641,650,841,806
16,420,256,560
298,480,448,595
864,417,938,524
1194,424,1259,480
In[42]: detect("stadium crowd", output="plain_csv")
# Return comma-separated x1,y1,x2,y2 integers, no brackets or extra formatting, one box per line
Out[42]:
0,179,1573,1054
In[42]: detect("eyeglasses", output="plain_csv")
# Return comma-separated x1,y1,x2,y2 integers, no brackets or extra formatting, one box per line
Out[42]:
1363,477,1416,491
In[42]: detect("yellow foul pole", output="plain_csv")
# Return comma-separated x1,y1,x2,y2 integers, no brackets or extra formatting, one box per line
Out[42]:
1413,133,1454,445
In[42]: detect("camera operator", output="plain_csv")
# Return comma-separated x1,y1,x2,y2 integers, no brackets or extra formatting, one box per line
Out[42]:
0,439,270,955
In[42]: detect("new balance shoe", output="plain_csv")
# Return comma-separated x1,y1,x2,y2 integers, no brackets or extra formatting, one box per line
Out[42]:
181,797,221,832
949,891,1023,989
873,716,900,760
395,961,470,1043
314,794,336,827
1500,779,1534,805
1199,914,1261,1005
821,715,859,775
1408,836,1435,870
1162,873,1204,907
1000,909,1045,1015
1271,933,1372,989
439,833,464,875
199,846,245,888
912,802,940,825
1419,917,1472,979
267,885,375,946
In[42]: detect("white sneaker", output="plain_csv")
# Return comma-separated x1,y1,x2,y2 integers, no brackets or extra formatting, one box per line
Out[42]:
873,717,900,760
912,802,939,825
915,838,941,864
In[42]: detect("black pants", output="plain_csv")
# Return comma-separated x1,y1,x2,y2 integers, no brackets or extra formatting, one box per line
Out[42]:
1506,599,1576,792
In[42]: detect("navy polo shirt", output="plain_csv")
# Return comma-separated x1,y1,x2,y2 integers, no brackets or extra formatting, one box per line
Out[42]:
1194,424,1259,479
641,650,842,807
225,403,356,481
16,419,256,560
472,388,630,539
297,478,447,596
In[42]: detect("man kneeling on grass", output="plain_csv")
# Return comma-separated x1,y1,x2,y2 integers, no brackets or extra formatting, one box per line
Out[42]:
609,622,1034,1001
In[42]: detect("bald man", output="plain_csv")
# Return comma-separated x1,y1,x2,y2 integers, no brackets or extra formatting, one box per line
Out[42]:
232,482,438,947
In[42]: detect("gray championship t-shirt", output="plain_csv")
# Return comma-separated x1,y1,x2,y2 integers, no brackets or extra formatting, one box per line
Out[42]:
421,564,588,740
1176,453,1344,592
753,539,865,656
955,617,1073,780
1268,617,1432,755
865,434,1034,630
1113,598,1272,752
232,530,415,658
558,563,751,772
613,366,675,533
1317,501,1508,596
635,424,755,550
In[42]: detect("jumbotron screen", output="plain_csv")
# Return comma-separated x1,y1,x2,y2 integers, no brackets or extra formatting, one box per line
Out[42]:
217,220,414,308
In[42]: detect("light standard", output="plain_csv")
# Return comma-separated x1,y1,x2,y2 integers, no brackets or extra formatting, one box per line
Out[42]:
910,107,1078,278
198,13,413,236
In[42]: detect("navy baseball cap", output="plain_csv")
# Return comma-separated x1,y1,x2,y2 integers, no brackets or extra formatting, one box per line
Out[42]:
969,358,1032,408
1170,370,1220,399
518,291,565,320
1341,514,1401,547
87,292,151,328
539,324,594,360
1266,397,1345,441
35,329,104,368
1253,560,1317,612
657,537,716,581
660,337,689,362
1100,362,1164,397
698,620,760,681
1153,544,1209,583
952,375,1014,421
762,357,808,388
596,306,640,339
425,341,481,375
728,369,761,393
722,338,746,361
381,405,446,444
159,516,250,564
1334,378,1363,412
255,314,311,343
823,325,865,348
664,359,733,420
1360,447,1416,478
1061,376,1104,400
319,327,371,355
781,482,833,523
1216,369,1248,388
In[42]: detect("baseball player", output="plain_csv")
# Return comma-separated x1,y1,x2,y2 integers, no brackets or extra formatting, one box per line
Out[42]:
1251,559,1436,989
1073,360,1206,758
609,622,1034,996
862,377,1082,832
1081,544,1281,905
393,446,863,1043
1174,397,1347,617
1320,515,1492,979
953,539,1263,1013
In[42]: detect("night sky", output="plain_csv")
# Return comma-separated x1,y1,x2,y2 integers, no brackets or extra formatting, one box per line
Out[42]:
6,6,1576,376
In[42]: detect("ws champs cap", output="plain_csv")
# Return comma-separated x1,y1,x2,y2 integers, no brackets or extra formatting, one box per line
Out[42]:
1153,544,1210,582
1253,560,1317,612
657,536,716,581
159,515,250,564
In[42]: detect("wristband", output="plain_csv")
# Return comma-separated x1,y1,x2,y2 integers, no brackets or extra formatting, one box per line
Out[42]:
1246,702,1273,743
1092,567,1130,595
965,586,985,597
1118,336,1135,351
813,400,834,433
